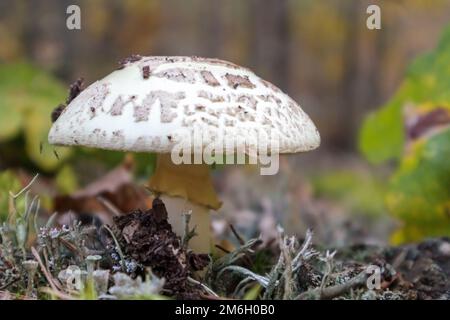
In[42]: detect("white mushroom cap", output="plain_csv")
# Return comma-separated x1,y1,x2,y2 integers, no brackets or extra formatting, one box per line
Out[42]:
49,56,320,154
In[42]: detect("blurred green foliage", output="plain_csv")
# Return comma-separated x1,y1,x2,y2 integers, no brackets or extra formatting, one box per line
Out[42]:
388,127,450,243
312,170,387,217
0,63,71,171
359,26,450,243
55,165,79,195
0,170,24,221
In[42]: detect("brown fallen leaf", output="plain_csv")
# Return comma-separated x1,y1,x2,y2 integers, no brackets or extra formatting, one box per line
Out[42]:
54,161,152,225
404,105,450,142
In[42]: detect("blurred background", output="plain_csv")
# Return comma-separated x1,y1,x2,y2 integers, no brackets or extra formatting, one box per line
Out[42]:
1,0,450,248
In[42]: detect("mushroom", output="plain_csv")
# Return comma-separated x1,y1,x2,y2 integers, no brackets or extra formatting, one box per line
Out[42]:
48,56,320,253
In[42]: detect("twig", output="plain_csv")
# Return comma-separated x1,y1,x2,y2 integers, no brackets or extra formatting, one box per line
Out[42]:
218,266,269,288
187,277,219,297
297,270,369,300
319,250,337,292
97,196,121,216
263,253,283,299
182,211,197,248
45,212,58,229
292,229,315,270
0,278,19,290
53,149,60,160
102,225,126,271
392,250,407,269
199,293,232,300
8,174,39,222
215,244,231,254
9,174,39,199
24,195,39,221
212,238,260,273
30,246,62,292
229,224,245,245
33,199,40,236
280,236,294,299
234,277,256,297
59,238,81,254
229,224,255,267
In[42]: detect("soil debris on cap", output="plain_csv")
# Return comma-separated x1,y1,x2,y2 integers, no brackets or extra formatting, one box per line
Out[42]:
142,65,151,79
66,78,85,104
118,54,143,69
111,198,209,299
51,78,84,123
51,103,66,123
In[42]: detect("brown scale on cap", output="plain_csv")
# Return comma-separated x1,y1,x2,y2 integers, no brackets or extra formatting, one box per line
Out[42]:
195,104,206,111
237,94,258,110
197,90,225,103
200,70,220,86
154,68,196,84
133,103,152,122
224,73,256,89
86,82,111,116
200,116,219,127
111,130,125,146
110,96,129,116
133,90,186,123
142,65,151,79
224,117,237,127
89,107,96,119
207,108,220,117
117,54,142,69
161,107,178,123
183,105,195,116
257,94,275,102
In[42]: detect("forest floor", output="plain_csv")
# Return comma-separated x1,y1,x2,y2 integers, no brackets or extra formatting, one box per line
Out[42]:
1,196,449,300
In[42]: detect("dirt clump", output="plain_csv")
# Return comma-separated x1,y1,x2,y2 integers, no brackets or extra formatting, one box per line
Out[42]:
111,198,209,299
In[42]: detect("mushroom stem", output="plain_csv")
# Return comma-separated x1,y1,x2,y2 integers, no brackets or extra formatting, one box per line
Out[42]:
160,194,211,253
148,154,222,253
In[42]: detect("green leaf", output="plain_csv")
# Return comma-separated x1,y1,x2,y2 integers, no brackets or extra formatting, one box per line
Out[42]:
359,26,450,164
387,127,450,243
